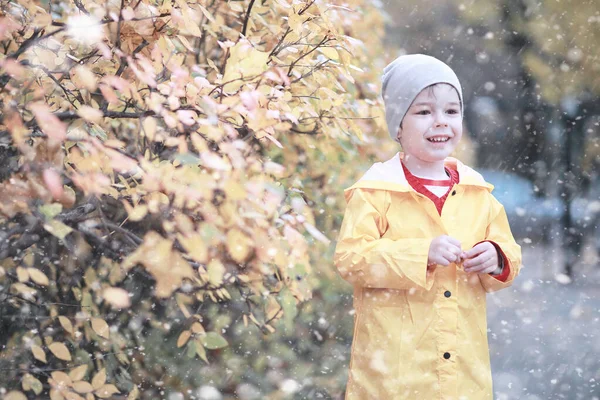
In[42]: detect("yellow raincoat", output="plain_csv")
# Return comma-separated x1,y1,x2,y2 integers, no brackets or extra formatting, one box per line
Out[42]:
334,152,522,400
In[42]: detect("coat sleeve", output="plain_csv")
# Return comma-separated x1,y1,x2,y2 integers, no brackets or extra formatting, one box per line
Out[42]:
478,194,522,293
333,188,436,291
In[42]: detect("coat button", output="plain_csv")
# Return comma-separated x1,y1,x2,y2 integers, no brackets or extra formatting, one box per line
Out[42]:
443,352,451,359
444,290,451,298
451,190,456,196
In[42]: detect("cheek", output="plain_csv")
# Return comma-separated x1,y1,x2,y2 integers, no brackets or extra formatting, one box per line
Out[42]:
452,123,463,138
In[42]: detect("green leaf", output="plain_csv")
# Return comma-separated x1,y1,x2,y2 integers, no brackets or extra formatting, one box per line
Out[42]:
277,287,298,332
89,123,108,140
185,340,196,359
173,152,201,165
200,332,228,349
194,339,208,363
39,203,63,219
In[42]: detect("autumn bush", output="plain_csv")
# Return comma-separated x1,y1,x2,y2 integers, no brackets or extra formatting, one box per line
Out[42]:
0,0,388,398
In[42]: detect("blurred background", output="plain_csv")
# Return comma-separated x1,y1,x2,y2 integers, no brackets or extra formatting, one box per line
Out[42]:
191,1,600,399
320,1,600,399
1,1,599,400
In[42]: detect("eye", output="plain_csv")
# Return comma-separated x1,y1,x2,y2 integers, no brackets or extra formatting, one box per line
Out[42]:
416,110,430,115
447,109,460,115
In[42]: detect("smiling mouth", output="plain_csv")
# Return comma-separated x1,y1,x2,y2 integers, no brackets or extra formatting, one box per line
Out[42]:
427,137,450,143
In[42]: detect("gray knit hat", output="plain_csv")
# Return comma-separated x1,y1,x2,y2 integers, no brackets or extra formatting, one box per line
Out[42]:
381,54,463,143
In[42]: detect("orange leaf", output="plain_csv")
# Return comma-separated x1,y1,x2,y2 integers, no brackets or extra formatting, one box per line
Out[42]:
177,330,191,348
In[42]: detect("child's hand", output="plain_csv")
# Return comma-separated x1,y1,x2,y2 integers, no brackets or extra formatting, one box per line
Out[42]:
461,242,499,274
427,235,463,270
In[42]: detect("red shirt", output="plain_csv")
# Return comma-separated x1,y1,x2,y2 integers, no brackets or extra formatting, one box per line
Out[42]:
401,160,510,282
401,161,459,215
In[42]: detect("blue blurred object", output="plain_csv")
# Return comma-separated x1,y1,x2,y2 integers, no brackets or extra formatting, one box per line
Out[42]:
477,169,598,243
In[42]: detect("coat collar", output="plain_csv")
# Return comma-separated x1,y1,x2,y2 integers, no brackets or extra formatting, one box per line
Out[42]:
344,152,493,201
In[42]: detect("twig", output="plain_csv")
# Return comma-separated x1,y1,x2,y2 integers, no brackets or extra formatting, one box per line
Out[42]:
241,0,256,37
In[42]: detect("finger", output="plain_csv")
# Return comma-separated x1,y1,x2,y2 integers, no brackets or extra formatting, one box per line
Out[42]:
445,236,462,248
464,251,494,268
429,253,450,266
471,259,497,274
463,242,489,259
465,255,496,272
448,247,462,258
434,257,450,267
441,249,459,263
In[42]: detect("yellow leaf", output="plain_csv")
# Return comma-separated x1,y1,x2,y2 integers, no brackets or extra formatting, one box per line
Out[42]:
226,228,253,263
43,219,73,240
142,117,157,141
91,368,106,390
91,318,110,339
191,321,205,334
207,259,225,286
50,371,73,387
22,252,35,267
27,268,49,286
64,392,85,400
224,180,246,200
11,282,37,298
69,365,88,381
59,316,74,335
222,41,270,93
16,266,29,282
71,66,97,91
176,35,195,52
122,232,194,298
318,46,339,61
248,313,260,325
77,106,104,123
128,385,140,400
173,0,203,37
72,381,94,394
49,342,72,361
127,204,147,222
288,12,304,34
31,344,47,363
95,384,120,398
5,391,27,400
177,233,208,263
176,293,192,319
50,389,65,400
22,373,43,395
197,4,216,23
177,330,191,348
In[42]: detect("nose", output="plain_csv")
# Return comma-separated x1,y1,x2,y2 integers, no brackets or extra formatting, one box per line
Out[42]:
434,110,449,127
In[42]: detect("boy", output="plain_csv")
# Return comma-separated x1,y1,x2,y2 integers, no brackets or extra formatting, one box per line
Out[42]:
333,54,522,400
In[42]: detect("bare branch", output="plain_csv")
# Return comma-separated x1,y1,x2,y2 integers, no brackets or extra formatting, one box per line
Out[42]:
241,0,256,37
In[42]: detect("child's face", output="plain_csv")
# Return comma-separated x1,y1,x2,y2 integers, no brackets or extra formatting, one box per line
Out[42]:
397,84,463,163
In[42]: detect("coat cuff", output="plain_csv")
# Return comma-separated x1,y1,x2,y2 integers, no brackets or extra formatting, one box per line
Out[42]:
483,240,511,282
